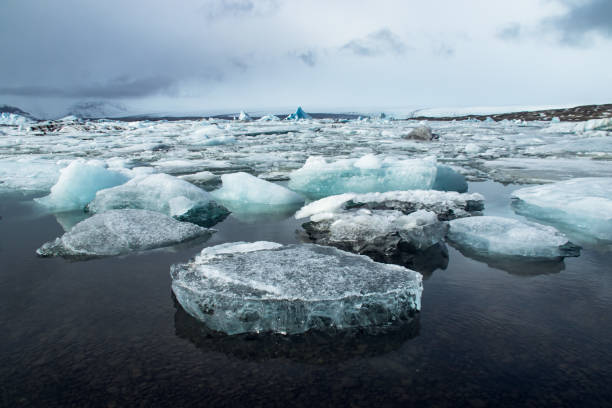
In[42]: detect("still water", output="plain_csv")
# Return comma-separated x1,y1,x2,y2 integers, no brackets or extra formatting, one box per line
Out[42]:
1,182,611,407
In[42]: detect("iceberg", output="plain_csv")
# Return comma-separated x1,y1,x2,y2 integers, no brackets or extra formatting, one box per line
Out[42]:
210,172,304,213
238,111,252,121
288,155,439,198
286,106,312,120
35,160,129,211
511,178,612,241
87,173,230,227
295,190,484,221
37,209,213,258
302,209,448,271
402,125,435,141
171,242,422,335
447,216,580,259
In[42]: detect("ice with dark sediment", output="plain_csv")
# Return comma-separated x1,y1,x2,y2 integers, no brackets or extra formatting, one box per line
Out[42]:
447,216,581,259
511,178,612,241
295,190,484,221
210,172,304,214
171,242,422,335
87,173,230,227
301,209,449,271
37,209,213,258
296,190,483,270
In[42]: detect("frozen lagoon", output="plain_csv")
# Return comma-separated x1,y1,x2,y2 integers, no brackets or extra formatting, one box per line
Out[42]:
1,112,612,406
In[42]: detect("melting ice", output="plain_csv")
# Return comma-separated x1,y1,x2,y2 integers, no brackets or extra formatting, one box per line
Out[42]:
171,242,422,335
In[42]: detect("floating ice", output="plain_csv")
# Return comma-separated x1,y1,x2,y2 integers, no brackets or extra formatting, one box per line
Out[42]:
87,173,229,227
211,172,304,213
575,118,612,132
37,209,212,258
511,178,612,241
447,216,580,259
171,242,422,335
288,155,439,198
0,157,63,194
257,114,280,122
302,209,448,271
403,125,434,141
295,190,484,221
286,106,312,120
238,111,252,121
0,112,32,126
35,160,129,211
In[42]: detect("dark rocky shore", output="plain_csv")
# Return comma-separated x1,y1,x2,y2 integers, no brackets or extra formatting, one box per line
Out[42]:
411,103,612,122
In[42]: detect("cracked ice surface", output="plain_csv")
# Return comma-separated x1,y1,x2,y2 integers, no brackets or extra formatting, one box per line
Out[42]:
171,242,422,335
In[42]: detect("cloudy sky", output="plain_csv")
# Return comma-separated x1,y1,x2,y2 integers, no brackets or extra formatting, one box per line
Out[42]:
1,0,611,117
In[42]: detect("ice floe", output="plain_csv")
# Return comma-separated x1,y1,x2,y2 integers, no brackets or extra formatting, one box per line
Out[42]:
35,160,129,211
210,172,304,213
295,190,484,221
37,209,213,258
171,242,422,335
447,216,580,259
511,178,612,241
288,155,440,198
87,173,230,227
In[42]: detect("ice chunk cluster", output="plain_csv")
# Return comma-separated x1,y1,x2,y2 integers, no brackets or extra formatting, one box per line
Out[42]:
210,172,304,213
447,216,580,259
88,173,230,227
293,190,482,271
171,242,422,335
296,190,484,221
37,209,212,258
35,160,129,211
511,178,612,241
288,155,440,198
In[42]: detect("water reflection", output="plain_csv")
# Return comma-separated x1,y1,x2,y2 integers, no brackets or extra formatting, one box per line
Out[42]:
449,244,567,276
173,296,420,364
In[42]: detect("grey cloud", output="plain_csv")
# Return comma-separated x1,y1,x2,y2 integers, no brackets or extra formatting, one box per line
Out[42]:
203,0,279,19
0,76,177,98
297,50,317,67
434,43,455,57
545,0,612,44
497,23,522,40
341,29,407,56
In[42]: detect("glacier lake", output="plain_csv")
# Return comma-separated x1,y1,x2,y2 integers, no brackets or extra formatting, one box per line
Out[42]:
1,114,612,406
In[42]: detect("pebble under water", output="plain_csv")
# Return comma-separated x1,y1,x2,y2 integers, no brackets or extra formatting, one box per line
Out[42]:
1,180,612,407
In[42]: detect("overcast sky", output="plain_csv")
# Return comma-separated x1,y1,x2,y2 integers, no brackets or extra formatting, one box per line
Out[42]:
1,0,611,117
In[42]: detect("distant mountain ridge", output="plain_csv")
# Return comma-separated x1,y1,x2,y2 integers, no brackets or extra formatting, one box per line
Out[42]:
0,105,36,119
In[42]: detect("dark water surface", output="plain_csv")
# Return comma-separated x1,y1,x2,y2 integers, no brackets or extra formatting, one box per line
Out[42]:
1,183,612,407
